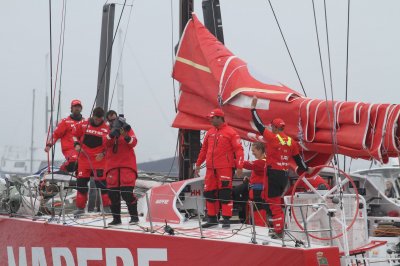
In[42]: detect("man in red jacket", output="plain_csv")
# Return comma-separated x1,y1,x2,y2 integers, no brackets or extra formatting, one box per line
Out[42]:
104,114,139,225
45,99,84,172
251,96,313,237
72,107,111,217
195,108,244,228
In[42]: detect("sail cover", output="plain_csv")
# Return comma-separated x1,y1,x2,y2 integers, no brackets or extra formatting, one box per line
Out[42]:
172,14,400,165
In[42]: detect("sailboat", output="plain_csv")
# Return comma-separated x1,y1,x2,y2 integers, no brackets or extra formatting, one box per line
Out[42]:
1,1,400,265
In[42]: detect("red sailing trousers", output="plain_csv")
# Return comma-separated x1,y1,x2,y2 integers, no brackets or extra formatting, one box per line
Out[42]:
247,189,266,226
204,168,233,217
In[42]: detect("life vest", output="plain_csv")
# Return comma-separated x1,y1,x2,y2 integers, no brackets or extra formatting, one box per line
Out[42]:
276,134,292,146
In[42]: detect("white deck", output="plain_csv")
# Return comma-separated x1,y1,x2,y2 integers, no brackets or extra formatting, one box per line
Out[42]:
59,212,303,248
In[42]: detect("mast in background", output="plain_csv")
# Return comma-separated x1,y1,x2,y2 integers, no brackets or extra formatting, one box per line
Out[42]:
176,0,226,181
30,89,36,173
178,0,200,181
202,0,224,43
87,3,116,212
117,28,124,114
45,53,50,133
96,4,116,112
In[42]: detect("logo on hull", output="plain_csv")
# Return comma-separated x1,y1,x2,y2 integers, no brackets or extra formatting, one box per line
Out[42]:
6,247,168,266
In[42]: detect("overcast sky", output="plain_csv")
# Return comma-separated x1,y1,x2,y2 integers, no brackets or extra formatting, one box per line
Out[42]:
1,0,399,171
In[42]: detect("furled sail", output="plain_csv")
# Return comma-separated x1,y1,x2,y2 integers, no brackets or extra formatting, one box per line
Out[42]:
172,14,400,166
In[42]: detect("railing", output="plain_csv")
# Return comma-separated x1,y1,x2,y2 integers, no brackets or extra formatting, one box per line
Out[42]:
1,175,400,264
283,202,335,248
0,176,337,248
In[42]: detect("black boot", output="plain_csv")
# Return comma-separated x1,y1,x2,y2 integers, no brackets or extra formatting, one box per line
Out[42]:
108,202,121,226
127,203,139,224
108,215,122,226
221,216,231,229
201,215,218,228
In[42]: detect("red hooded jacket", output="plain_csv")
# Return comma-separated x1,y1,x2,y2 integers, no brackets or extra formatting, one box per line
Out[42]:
104,129,138,174
73,118,109,169
196,123,244,169
262,130,300,171
47,115,83,156
243,158,266,185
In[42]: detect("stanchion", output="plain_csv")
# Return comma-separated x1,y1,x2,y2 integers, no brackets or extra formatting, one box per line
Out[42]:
98,188,107,228
145,193,154,233
59,182,66,224
299,206,311,248
249,201,257,244
195,197,204,239
27,180,37,219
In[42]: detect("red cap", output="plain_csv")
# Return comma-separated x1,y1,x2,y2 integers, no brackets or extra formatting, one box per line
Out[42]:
71,99,82,108
207,108,225,118
271,118,285,128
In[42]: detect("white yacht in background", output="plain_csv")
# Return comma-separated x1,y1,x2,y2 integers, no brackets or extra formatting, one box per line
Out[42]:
0,146,45,177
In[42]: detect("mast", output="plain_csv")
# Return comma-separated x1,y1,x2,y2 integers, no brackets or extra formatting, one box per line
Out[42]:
178,0,200,181
96,4,116,112
202,0,224,43
177,0,226,181
30,89,36,173
87,3,116,212
117,28,124,114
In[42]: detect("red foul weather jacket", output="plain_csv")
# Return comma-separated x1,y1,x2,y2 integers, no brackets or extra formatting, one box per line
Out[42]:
47,115,83,156
262,130,302,171
243,158,266,185
73,119,109,169
104,129,138,175
196,123,244,169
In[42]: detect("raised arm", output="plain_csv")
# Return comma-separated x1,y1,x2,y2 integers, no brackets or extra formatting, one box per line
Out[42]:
250,96,266,135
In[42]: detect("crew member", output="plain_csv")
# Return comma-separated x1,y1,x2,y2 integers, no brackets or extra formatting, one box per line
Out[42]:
72,107,110,217
106,110,118,126
45,99,84,172
195,108,244,228
104,114,139,225
243,142,267,226
250,96,313,237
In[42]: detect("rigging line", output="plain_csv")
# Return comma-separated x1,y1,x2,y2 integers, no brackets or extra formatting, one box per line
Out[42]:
51,0,67,125
343,0,351,171
109,1,135,110
323,0,334,101
125,39,176,134
170,0,177,113
46,0,66,156
345,0,351,102
46,0,54,171
265,0,307,97
311,0,340,166
166,135,180,178
57,0,68,119
47,0,56,218
53,0,68,164
323,0,340,170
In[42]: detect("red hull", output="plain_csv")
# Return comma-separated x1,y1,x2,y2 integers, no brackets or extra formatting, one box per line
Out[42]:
0,216,340,266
